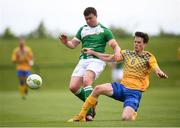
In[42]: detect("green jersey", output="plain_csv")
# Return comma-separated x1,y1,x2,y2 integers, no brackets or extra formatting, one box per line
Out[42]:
76,23,114,59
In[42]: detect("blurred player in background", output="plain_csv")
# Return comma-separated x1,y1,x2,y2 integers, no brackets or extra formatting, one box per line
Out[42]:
68,31,168,122
178,47,180,61
59,7,121,121
109,62,123,82
12,38,34,99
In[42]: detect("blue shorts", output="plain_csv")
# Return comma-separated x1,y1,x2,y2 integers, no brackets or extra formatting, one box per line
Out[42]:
17,70,31,77
111,82,142,111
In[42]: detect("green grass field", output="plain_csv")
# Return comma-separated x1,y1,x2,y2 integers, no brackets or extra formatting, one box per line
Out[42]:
0,88,180,127
0,37,180,127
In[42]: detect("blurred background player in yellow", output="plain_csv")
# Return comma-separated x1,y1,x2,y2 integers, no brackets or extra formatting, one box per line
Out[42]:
12,38,34,99
68,31,168,122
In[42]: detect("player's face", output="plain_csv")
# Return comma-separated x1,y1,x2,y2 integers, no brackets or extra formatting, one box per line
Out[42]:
19,39,25,49
134,36,146,53
85,13,97,27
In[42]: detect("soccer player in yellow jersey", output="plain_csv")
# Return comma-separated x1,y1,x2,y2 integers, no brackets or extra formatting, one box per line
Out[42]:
68,31,168,122
12,38,34,99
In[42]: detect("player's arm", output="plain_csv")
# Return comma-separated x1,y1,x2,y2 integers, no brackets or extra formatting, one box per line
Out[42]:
149,55,168,79
12,49,17,64
154,67,168,78
27,48,34,66
82,48,115,62
104,28,122,61
108,39,121,60
59,34,80,49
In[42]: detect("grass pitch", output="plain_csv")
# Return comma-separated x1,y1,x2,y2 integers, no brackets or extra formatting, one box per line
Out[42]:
0,88,180,127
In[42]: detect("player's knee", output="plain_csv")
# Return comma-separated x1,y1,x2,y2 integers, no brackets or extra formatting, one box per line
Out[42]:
20,80,24,85
69,85,78,93
122,115,132,121
122,114,133,121
83,77,93,86
93,85,103,95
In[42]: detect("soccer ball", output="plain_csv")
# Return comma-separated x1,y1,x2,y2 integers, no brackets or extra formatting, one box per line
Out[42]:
26,74,42,89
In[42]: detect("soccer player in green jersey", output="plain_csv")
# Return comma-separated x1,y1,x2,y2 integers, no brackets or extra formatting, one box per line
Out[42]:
59,7,121,121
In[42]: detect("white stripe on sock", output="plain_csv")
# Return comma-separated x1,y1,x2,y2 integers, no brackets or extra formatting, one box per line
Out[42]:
84,85,93,90
75,88,82,95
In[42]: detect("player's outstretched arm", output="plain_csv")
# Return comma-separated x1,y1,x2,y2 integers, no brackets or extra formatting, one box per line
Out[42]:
154,67,168,79
108,39,122,61
82,48,115,62
59,34,80,49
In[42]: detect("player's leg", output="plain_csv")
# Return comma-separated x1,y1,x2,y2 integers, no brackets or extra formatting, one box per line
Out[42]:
83,70,95,120
84,59,106,120
18,76,27,99
80,83,113,117
23,70,32,95
70,60,87,101
17,70,26,99
18,76,25,97
83,70,95,99
122,88,142,121
122,106,136,121
83,59,106,98
69,76,85,101
18,70,31,99
68,83,113,122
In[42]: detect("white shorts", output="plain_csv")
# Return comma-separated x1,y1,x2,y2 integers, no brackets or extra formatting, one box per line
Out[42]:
72,58,106,79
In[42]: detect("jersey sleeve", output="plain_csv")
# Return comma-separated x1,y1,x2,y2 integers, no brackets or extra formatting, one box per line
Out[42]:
75,27,83,41
149,54,159,70
104,29,114,42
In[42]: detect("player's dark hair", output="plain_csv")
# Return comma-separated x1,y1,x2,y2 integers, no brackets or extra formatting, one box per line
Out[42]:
135,31,149,44
84,7,97,17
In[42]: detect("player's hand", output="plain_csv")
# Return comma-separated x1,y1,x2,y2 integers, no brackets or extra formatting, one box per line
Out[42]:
155,69,168,79
114,51,122,61
29,60,34,66
59,34,68,44
157,72,168,79
81,48,93,54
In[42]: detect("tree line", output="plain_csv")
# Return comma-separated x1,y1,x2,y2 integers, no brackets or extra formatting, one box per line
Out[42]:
1,21,179,39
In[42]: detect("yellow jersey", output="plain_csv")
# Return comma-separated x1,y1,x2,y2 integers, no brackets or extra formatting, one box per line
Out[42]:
12,46,33,71
116,50,159,91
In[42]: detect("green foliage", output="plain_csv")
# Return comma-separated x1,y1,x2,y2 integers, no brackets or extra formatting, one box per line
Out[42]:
110,26,131,38
157,28,180,37
1,28,16,39
27,21,50,39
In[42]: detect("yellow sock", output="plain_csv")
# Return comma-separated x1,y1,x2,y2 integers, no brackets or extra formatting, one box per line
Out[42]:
19,86,25,97
79,95,97,117
19,85,28,97
24,85,28,94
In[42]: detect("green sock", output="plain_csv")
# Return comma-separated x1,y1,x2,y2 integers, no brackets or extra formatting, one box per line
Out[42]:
84,85,94,115
75,87,85,101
